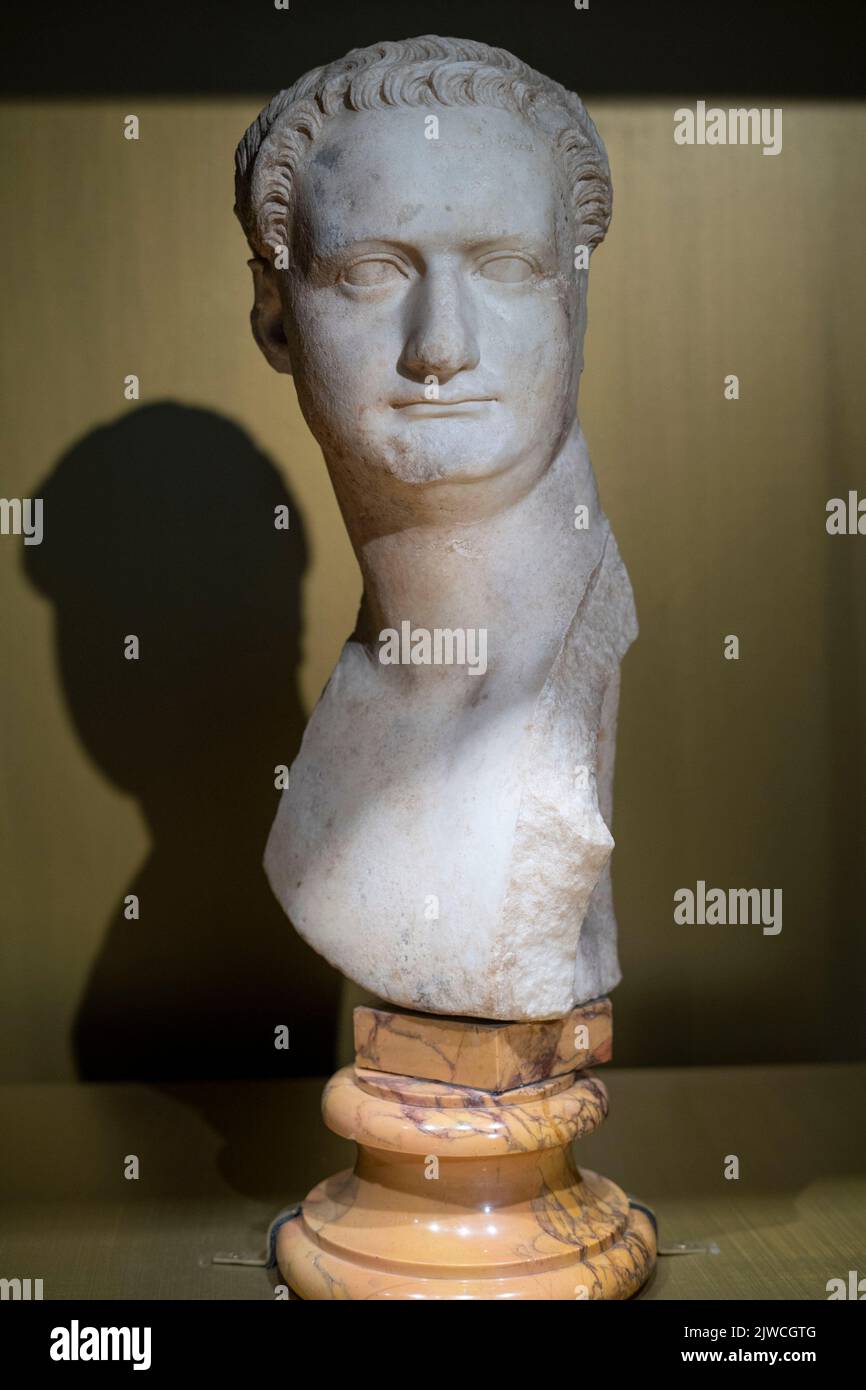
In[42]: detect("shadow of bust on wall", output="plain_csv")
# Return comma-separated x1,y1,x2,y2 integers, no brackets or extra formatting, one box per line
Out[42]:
24,401,340,1081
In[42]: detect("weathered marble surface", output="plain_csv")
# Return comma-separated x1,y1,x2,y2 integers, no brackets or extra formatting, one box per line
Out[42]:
355,997,612,1089
235,36,637,1020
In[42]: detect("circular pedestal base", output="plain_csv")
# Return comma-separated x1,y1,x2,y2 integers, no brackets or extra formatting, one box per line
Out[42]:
276,1066,656,1301
278,1173,655,1300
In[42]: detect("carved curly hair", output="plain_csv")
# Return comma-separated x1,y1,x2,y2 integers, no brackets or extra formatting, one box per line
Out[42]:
234,34,611,264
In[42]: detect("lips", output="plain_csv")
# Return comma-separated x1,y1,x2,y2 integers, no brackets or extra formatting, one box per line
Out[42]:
394,396,495,407
392,396,496,416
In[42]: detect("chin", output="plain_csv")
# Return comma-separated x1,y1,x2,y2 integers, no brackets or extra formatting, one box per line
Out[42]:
375,423,530,488
388,451,517,488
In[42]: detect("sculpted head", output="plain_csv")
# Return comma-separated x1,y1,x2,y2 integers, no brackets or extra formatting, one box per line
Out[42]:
235,36,611,523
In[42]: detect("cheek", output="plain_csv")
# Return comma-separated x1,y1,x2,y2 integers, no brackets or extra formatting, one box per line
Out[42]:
296,302,398,401
494,282,572,358
499,315,572,409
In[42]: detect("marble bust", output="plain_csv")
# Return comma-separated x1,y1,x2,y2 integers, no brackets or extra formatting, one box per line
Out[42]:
234,36,637,1021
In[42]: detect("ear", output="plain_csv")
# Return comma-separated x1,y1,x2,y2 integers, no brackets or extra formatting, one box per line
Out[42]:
248,255,293,376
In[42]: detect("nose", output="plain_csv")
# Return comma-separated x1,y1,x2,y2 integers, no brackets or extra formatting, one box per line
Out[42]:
399,263,480,384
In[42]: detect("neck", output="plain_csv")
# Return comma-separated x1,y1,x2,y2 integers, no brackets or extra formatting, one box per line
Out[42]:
340,419,606,688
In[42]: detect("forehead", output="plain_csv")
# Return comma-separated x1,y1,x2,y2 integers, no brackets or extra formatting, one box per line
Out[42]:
292,105,564,252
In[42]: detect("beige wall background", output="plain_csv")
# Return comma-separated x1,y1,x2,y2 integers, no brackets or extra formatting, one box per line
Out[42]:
1,100,863,1081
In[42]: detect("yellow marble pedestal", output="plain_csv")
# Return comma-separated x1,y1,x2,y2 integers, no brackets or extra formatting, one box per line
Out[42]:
277,1002,656,1300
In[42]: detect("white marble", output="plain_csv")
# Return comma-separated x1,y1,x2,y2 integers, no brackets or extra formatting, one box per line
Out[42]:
234,37,637,1019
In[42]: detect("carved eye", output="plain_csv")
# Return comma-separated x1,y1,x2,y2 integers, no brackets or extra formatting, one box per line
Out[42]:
341,258,406,287
479,255,535,284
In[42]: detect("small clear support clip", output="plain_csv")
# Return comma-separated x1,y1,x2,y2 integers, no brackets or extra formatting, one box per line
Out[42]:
211,1251,269,1267
210,1203,303,1271
658,1240,721,1256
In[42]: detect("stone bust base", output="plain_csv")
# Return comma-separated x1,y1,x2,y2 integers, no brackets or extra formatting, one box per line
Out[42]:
277,1002,656,1299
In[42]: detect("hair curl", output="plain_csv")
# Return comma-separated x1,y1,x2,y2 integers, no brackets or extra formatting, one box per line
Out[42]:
234,35,611,263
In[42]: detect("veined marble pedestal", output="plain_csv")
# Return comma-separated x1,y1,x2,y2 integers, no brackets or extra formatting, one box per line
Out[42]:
277,1002,656,1300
